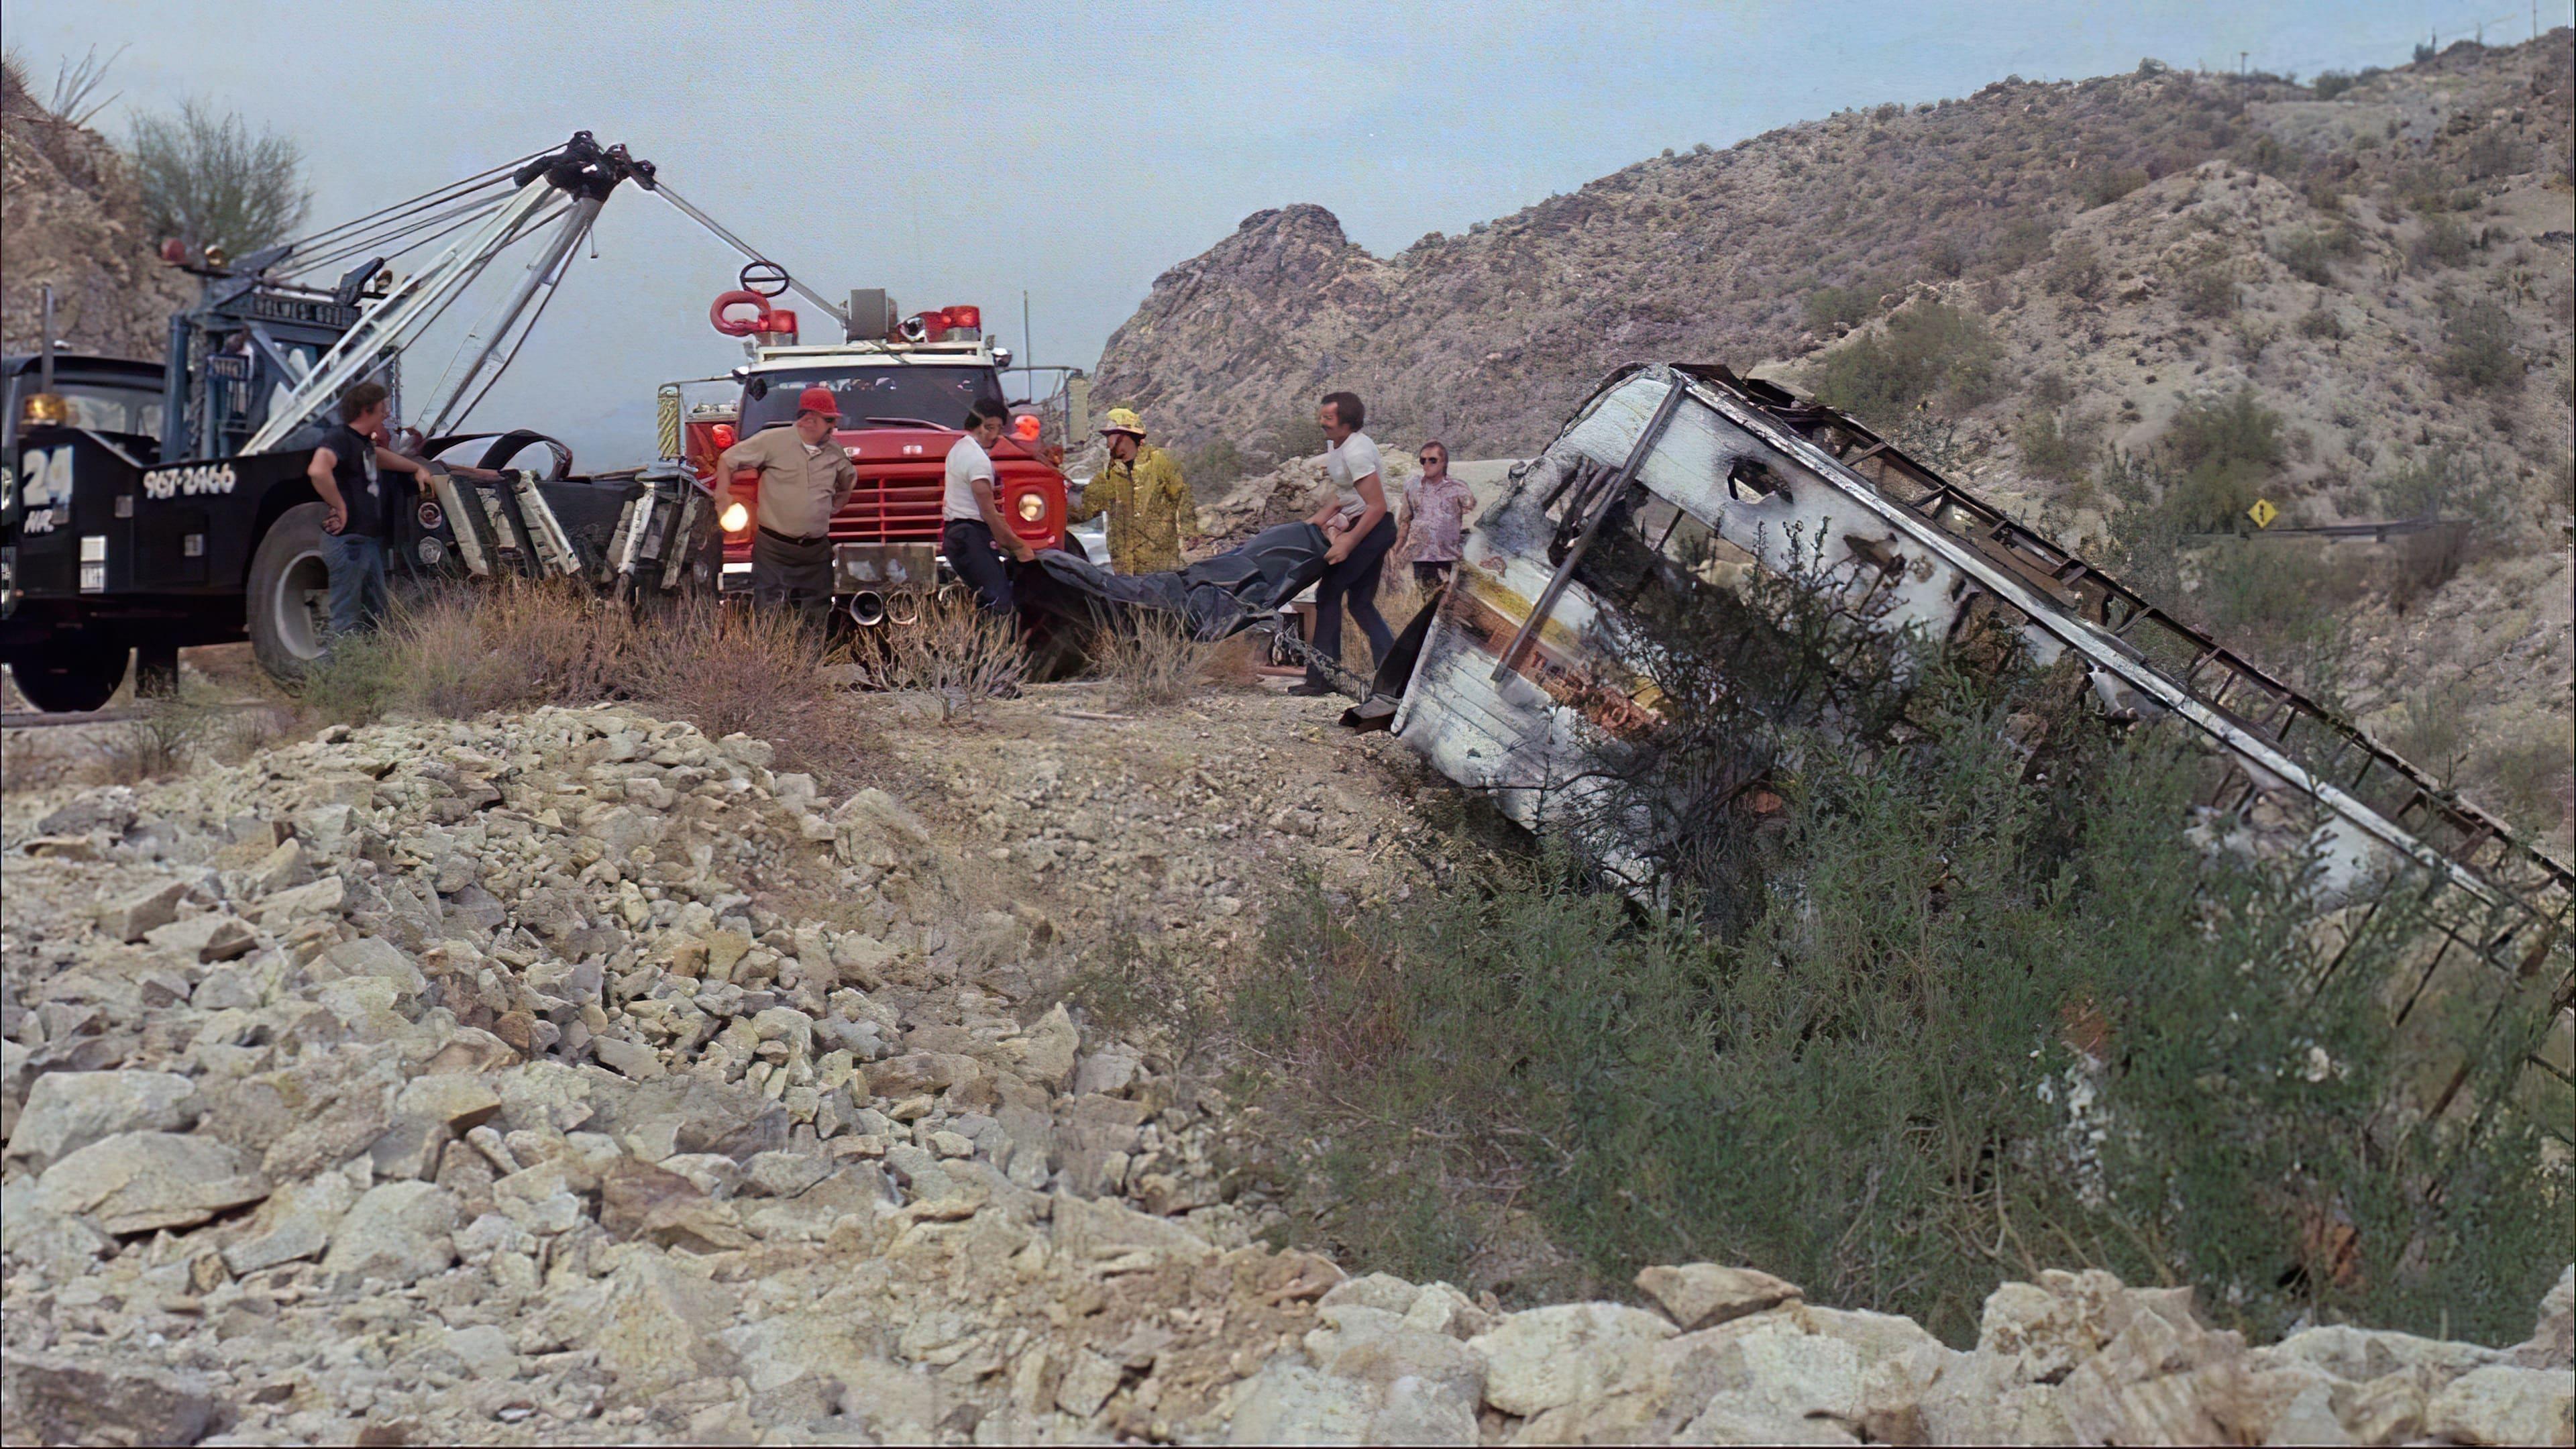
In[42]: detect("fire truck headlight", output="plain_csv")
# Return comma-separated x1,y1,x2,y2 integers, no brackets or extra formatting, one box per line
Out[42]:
720,502,750,534
1013,492,1045,523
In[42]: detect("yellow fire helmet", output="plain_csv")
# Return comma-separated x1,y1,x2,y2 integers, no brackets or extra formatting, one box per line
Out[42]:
1097,407,1146,439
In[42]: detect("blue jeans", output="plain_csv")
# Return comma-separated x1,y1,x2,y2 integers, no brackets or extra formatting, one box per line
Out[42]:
942,519,1017,614
323,531,390,639
1307,514,1395,688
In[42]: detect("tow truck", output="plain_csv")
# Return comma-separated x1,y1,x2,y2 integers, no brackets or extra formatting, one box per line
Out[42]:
657,285,1066,627
1,130,1049,710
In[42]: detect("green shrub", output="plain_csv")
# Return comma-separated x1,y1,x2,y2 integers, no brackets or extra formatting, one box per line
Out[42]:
2177,258,2239,317
2159,389,2282,531
2079,165,2149,209
2312,70,2357,101
2440,301,2521,392
1266,411,1328,461
2273,225,2357,285
1182,437,1249,490
2409,215,2471,270
2296,305,2347,339
2017,410,2097,482
2044,237,2106,299
1809,302,2003,421
1803,280,1890,332
1237,662,2569,1343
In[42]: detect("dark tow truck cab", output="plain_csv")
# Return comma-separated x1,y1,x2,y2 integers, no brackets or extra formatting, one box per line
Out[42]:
2,131,720,714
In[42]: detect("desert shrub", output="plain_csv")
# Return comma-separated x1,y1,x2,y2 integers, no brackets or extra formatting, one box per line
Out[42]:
2474,720,2575,841
1092,610,1216,709
2029,370,2075,408
2312,70,2357,100
2078,164,2149,208
1984,217,2057,274
2158,388,2283,530
127,99,310,256
1801,280,1888,332
2176,256,2239,317
1809,302,2003,422
2409,215,2471,270
2273,225,2356,285
1265,411,1328,462
2374,451,2513,534
2464,129,2528,180
863,590,1024,723
2197,540,2351,643
2439,301,2521,392
2296,305,2347,339
95,686,233,784
1181,437,1249,490
2043,237,2105,298
2412,42,2436,63
2016,409,2097,482
1238,651,2567,1342
626,596,835,743
1923,234,1969,278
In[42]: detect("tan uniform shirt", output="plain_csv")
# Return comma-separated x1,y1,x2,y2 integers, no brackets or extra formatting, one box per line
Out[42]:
718,426,857,540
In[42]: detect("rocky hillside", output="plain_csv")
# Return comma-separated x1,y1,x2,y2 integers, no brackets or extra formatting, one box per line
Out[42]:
1096,35,2571,458
0,57,191,358
4,699,2569,1444
1102,34,2575,847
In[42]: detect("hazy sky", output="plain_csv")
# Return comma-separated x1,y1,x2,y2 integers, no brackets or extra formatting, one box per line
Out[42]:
4,0,2563,466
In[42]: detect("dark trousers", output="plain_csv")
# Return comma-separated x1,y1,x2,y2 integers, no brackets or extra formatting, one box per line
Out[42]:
942,519,1016,614
1411,559,1454,590
753,528,833,626
1307,514,1396,687
322,532,390,639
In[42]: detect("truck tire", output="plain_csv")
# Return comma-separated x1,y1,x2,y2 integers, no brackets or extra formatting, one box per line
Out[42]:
7,636,129,714
247,502,335,682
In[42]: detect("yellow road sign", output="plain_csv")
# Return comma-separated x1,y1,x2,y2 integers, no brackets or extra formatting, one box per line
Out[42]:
2247,498,2278,529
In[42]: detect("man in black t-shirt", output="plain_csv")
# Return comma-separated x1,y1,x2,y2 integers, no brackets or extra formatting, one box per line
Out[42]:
305,381,468,641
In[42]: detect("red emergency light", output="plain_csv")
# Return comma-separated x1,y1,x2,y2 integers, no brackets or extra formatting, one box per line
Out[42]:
942,305,980,331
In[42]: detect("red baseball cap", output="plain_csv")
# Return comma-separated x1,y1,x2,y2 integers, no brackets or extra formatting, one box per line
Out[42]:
796,386,842,419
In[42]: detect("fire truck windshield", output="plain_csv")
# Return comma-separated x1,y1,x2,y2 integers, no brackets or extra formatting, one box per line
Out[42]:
738,366,1003,435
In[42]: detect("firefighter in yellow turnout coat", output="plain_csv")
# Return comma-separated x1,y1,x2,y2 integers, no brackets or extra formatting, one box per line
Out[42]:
1069,408,1196,574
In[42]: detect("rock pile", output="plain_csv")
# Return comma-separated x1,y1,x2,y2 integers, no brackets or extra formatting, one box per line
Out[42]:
2,701,2567,1444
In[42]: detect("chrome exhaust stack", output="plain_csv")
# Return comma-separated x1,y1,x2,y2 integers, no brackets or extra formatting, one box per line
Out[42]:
847,590,888,627
886,590,921,626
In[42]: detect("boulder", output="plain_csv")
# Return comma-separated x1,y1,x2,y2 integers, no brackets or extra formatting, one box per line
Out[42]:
222,1173,360,1275
1635,1262,1804,1331
34,1131,270,1234
1,1353,215,1446
5,1069,199,1171
1021,1003,1079,1089
1226,1362,1376,1446
2514,1265,2575,1371
593,1249,743,1393
2424,1364,2575,1446
1468,1302,1676,1417
143,912,257,963
320,1179,461,1284
38,786,139,838
96,880,188,942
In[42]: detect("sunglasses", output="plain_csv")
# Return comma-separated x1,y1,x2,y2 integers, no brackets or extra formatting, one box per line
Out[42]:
1418,452,1445,463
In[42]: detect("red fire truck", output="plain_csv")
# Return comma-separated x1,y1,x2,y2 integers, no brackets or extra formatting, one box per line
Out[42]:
656,285,1066,625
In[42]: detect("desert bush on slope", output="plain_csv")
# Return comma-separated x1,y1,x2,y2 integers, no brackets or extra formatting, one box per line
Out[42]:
1238,601,2568,1346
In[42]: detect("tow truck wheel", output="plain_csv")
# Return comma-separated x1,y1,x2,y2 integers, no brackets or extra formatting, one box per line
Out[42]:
246,502,335,682
7,637,130,714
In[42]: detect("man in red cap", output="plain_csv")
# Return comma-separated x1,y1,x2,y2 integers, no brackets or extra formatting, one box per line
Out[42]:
716,384,858,623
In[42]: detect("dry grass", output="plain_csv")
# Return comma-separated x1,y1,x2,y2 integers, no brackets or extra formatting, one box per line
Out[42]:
858,590,1025,724
1093,611,1218,709
627,596,836,743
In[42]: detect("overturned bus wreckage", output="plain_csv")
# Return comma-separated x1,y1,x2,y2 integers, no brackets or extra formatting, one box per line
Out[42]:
1346,362,2568,1115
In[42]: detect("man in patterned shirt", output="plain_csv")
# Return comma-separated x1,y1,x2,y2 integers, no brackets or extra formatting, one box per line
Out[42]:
1069,408,1197,574
1394,439,1473,589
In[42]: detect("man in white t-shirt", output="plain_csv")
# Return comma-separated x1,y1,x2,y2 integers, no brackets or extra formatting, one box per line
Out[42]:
1293,390,1397,696
941,397,1034,613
